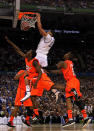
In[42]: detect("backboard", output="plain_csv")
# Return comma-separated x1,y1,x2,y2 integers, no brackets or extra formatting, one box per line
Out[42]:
0,0,20,28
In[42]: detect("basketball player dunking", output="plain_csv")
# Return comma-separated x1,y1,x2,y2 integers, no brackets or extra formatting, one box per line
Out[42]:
35,13,60,102
35,13,55,68
51,52,91,128
5,36,62,103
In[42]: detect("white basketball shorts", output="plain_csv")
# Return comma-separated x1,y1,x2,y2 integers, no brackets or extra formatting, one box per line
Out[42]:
35,53,48,67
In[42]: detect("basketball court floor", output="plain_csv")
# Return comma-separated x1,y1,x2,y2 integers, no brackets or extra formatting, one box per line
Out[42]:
0,124,94,131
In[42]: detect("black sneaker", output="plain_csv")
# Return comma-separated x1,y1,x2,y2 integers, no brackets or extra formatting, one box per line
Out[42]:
22,119,31,127
7,121,15,127
83,118,91,128
21,115,31,126
62,120,75,128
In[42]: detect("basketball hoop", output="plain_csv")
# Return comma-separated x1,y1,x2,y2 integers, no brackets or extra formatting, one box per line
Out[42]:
20,13,37,31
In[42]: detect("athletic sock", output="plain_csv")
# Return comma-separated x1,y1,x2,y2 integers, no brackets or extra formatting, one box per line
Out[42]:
26,85,30,92
9,116,14,122
67,110,73,120
25,116,30,121
81,109,88,119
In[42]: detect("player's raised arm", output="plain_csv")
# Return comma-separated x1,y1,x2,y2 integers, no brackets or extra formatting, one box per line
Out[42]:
14,70,28,80
5,36,25,58
36,13,47,37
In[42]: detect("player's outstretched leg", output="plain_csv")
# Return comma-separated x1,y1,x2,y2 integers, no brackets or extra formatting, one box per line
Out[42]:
51,84,65,102
22,107,33,126
20,78,31,102
62,97,75,128
7,107,19,127
75,100,91,128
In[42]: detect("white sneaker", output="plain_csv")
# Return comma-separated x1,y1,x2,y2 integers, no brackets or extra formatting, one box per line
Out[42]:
83,118,91,128
20,92,31,102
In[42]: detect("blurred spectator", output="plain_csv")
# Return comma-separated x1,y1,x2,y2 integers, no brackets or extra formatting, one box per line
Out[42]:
1,0,94,10
0,72,94,119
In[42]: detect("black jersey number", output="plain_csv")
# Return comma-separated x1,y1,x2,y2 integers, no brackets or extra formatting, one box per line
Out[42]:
49,41,54,47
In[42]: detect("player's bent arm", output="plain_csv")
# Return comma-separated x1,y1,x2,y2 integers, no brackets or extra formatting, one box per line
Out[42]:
56,61,67,69
5,36,25,58
50,69,62,74
14,71,25,80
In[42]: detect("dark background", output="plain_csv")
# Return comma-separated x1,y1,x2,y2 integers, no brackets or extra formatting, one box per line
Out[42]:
0,12,94,72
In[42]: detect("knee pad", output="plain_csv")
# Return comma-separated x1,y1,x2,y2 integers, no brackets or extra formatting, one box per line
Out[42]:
74,100,85,110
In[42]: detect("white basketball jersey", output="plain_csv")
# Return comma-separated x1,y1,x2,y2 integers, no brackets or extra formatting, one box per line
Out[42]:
36,34,55,55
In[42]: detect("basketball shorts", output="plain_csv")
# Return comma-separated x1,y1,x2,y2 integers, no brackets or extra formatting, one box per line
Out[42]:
31,73,54,96
35,53,48,67
65,77,82,99
15,88,33,106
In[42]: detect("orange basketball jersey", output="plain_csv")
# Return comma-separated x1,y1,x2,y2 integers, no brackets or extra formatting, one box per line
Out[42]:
17,70,26,90
61,60,76,81
25,57,39,78
15,70,33,106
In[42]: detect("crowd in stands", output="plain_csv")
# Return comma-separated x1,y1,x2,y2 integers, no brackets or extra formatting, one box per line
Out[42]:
20,0,93,8
20,0,94,9
1,0,94,9
0,72,94,122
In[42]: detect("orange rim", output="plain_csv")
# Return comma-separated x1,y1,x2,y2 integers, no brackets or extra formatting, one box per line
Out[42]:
18,12,36,20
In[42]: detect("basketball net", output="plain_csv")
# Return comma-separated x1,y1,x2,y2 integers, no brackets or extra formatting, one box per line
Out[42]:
19,12,37,31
